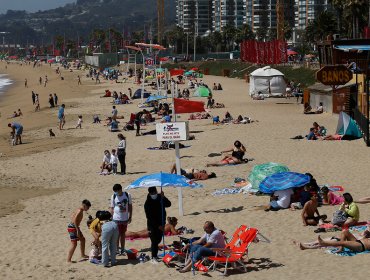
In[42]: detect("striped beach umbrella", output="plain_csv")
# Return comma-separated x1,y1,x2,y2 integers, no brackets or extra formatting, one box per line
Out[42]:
259,172,310,194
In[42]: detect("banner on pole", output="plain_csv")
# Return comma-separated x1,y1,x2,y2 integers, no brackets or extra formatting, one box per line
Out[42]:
156,122,189,141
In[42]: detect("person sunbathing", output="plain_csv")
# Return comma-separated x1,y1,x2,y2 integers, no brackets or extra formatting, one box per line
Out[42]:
207,140,246,167
100,90,111,98
294,229,370,252
322,134,343,141
125,217,182,239
321,186,344,205
170,164,216,180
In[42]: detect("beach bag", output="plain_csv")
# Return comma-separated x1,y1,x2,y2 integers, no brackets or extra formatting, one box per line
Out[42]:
332,210,347,226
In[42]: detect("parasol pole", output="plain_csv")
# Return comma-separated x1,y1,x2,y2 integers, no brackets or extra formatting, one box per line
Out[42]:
171,82,184,216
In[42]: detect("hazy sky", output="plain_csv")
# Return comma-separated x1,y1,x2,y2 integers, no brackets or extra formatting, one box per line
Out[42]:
0,0,76,14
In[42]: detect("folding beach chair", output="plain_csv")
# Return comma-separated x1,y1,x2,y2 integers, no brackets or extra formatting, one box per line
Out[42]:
207,226,258,276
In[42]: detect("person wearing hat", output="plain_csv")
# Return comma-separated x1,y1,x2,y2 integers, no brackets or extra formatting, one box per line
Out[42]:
144,187,171,263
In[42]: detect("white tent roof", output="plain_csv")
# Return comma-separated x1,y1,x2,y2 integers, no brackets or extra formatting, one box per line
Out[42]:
250,66,284,77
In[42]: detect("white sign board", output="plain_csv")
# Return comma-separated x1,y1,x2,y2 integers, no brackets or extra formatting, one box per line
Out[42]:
156,122,189,141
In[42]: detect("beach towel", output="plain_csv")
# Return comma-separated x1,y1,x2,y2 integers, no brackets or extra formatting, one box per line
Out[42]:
212,188,242,196
147,145,191,150
326,247,370,256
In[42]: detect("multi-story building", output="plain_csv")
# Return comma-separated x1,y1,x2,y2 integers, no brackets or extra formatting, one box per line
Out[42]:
176,0,213,35
295,0,330,30
212,0,246,32
245,0,295,32
176,0,329,37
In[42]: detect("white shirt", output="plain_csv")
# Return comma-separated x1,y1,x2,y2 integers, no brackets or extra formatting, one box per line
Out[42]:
77,118,83,125
274,189,294,208
103,154,111,164
199,229,226,249
110,192,132,221
118,139,126,150
110,154,118,164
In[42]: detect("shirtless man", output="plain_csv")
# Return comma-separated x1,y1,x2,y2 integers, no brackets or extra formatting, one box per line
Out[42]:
67,199,91,262
301,193,327,226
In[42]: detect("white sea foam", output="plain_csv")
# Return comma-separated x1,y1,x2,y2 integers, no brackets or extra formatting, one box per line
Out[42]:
0,74,13,94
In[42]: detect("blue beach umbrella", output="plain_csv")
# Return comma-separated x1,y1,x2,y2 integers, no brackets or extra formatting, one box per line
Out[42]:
144,94,168,103
259,172,310,194
126,172,202,189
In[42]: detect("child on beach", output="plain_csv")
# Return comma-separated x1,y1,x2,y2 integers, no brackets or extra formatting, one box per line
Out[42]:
76,115,83,129
67,199,91,263
110,149,118,175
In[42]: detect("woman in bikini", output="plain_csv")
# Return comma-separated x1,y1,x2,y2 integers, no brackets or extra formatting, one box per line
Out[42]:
125,217,182,239
295,228,370,252
207,140,246,167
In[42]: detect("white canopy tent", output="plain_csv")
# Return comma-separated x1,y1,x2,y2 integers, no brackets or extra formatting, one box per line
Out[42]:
249,66,286,97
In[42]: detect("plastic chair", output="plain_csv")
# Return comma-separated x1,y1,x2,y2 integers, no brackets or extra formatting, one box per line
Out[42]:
207,226,258,275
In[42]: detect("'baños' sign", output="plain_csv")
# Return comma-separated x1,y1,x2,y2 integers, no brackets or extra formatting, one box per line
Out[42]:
316,65,353,86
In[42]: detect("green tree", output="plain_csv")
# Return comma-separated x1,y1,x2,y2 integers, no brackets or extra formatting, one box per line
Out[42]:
235,24,255,44
305,10,337,42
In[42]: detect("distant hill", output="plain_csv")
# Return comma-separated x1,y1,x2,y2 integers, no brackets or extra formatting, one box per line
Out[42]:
0,0,176,45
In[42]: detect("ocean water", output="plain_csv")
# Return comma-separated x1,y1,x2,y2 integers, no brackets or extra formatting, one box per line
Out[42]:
0,73,13,94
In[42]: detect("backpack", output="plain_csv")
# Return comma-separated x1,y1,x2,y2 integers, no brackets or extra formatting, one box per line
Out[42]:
112,192,129,207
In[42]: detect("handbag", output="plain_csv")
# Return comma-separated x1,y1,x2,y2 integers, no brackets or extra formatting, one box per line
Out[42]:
332,210,348,226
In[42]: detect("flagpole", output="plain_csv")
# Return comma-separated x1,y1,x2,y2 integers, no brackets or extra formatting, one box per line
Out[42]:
171,82,184,216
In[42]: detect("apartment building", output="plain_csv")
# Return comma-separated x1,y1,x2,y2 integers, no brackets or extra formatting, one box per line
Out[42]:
295,0,330,29
212,0,246,32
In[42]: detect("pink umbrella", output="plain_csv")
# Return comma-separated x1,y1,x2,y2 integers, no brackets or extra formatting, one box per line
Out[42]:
287,50,298,55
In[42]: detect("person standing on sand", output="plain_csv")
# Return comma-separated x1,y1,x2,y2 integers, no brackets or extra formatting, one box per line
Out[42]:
48,94,55,108
111,106,118,121
24,78,28,88
144,187,171,263
35,94,40,112
67,199,91,263
109,184,132,255
32,91,36,105
54,93,58,106
58,104,66,130
39,76,42,85
117,133,126,175
78,75,81,85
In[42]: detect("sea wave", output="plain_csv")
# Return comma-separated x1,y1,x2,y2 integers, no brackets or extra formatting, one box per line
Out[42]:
0,74,13,94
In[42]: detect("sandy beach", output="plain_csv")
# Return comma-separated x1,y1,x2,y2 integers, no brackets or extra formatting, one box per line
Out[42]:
0,60,369,280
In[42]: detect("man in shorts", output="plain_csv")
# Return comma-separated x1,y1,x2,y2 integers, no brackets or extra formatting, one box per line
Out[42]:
58,104,65,130
8,122,23,145
67,199,91,262
109,184,132,255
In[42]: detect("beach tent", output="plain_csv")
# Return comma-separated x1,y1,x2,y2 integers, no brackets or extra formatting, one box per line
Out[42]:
132,89,151,99
336,111,362,140
193,86,211,97
249,66,286,97
248,162,290,192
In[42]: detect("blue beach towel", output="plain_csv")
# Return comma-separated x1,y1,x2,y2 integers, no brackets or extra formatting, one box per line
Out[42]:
326,247,370,256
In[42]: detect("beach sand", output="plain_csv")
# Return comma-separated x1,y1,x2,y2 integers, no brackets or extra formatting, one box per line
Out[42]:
0,60,369,279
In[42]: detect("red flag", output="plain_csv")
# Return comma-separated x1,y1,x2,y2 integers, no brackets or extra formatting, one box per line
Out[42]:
174,98,205,114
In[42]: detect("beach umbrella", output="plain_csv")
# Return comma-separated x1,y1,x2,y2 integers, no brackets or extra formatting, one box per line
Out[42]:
259,172,310,194
248,162,290,192
126,172,202,190
184,71,192,76
193,86,211,97
144,94,168,103
126,172,202,254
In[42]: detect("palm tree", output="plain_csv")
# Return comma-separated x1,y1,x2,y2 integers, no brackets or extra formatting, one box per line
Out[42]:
305,10,337,42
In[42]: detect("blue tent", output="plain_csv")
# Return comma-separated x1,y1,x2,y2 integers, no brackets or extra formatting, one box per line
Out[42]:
259,172,310,194
336,111,362,140
145,95,167,103
132,89,151,99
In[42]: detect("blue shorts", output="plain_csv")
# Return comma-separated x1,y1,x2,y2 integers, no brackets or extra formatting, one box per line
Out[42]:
269,200,282,210
15,127,23,135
